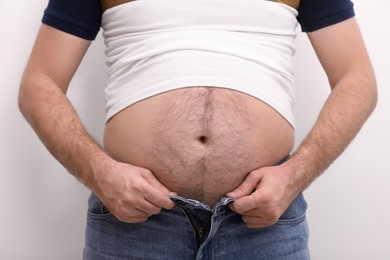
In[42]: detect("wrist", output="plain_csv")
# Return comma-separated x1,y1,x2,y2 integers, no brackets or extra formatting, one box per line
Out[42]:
280,149,322,193
83,150,115,192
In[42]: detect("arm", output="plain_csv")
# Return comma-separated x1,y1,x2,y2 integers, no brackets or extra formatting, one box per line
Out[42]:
285,17,377,189
227,18,377,228
19,24,175,222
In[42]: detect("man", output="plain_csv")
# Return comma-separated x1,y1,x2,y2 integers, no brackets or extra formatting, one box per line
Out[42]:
19,0,377,259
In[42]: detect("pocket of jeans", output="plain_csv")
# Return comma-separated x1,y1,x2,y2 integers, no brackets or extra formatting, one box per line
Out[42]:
275,193,307,226
87,193,112,220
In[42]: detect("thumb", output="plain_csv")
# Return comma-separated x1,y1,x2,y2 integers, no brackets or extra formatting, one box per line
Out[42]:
227,171,261,199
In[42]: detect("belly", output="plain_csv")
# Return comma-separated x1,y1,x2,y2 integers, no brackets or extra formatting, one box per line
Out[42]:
103,87,294,207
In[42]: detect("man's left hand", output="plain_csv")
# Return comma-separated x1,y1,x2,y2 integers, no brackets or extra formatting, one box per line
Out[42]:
227,164,299,228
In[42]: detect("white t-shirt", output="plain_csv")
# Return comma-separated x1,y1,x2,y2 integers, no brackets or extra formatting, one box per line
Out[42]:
102,0,298,126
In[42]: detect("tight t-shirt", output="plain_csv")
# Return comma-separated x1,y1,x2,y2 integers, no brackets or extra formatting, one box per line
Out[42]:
41,0,355,126
42,0,355,40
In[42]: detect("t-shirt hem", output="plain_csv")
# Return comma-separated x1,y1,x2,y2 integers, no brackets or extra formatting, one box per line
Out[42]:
300,8,355,32
105,77,295,129
42,11,100,40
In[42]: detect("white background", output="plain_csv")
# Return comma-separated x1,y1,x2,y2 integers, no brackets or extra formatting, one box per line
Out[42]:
1,0,389,259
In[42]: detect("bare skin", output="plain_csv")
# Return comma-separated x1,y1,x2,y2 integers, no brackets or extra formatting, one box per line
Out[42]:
104,86,294,207
19,17,377,226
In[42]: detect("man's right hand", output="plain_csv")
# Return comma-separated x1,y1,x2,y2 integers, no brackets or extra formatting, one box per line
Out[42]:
91,159,177,223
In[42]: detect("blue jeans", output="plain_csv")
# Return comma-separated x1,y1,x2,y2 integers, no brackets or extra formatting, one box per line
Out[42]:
83,192,310,259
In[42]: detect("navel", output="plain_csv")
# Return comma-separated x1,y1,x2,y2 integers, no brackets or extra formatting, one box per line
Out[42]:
198,135,208,144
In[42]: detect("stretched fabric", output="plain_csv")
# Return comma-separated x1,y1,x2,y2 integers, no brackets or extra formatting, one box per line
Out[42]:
102,0,298,126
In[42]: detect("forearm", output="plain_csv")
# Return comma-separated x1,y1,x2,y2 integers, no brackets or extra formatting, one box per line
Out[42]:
284,71,377,192
18,24,176,222
19,73,110,188
19,74,177,220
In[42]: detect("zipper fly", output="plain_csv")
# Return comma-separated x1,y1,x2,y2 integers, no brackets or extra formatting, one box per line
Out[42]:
182,207,211,249
198,228,204,239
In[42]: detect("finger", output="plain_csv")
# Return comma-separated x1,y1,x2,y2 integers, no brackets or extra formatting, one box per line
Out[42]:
229,192,261,214
115,208,150,223
142,184,176,210
142,170,177,196
118,215,149,224
242,215,266,225
242,215,276,229
246,223,272,229
126,217,148,223
226,171,261,199
135,199,163,216
116,201,161,222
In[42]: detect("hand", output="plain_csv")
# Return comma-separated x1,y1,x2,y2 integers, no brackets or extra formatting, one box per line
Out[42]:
91,159,176,223
227,164,299,228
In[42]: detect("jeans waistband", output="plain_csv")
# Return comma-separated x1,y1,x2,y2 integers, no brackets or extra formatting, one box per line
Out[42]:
170,195,235,213
169,156,289,213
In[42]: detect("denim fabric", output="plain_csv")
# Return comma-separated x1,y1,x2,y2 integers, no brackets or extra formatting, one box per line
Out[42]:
83,192,309,259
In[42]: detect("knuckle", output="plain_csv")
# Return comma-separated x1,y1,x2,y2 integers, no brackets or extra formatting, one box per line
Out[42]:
137,217,148,223
253,198,262,208
259,192,273,205
121,196,137,208
268,217,279,225
261,188,271,198
128,181,143,192
116,211,149,223
140,168,153,177
115,213,128,223
230,202,241,213
150,207,161,215
145,206,161,217
115,208,129,220
237,185,248,194
265,211,279,224
157,196,173,209
132,215,149,223
155,196,165,205
248,171,258,180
